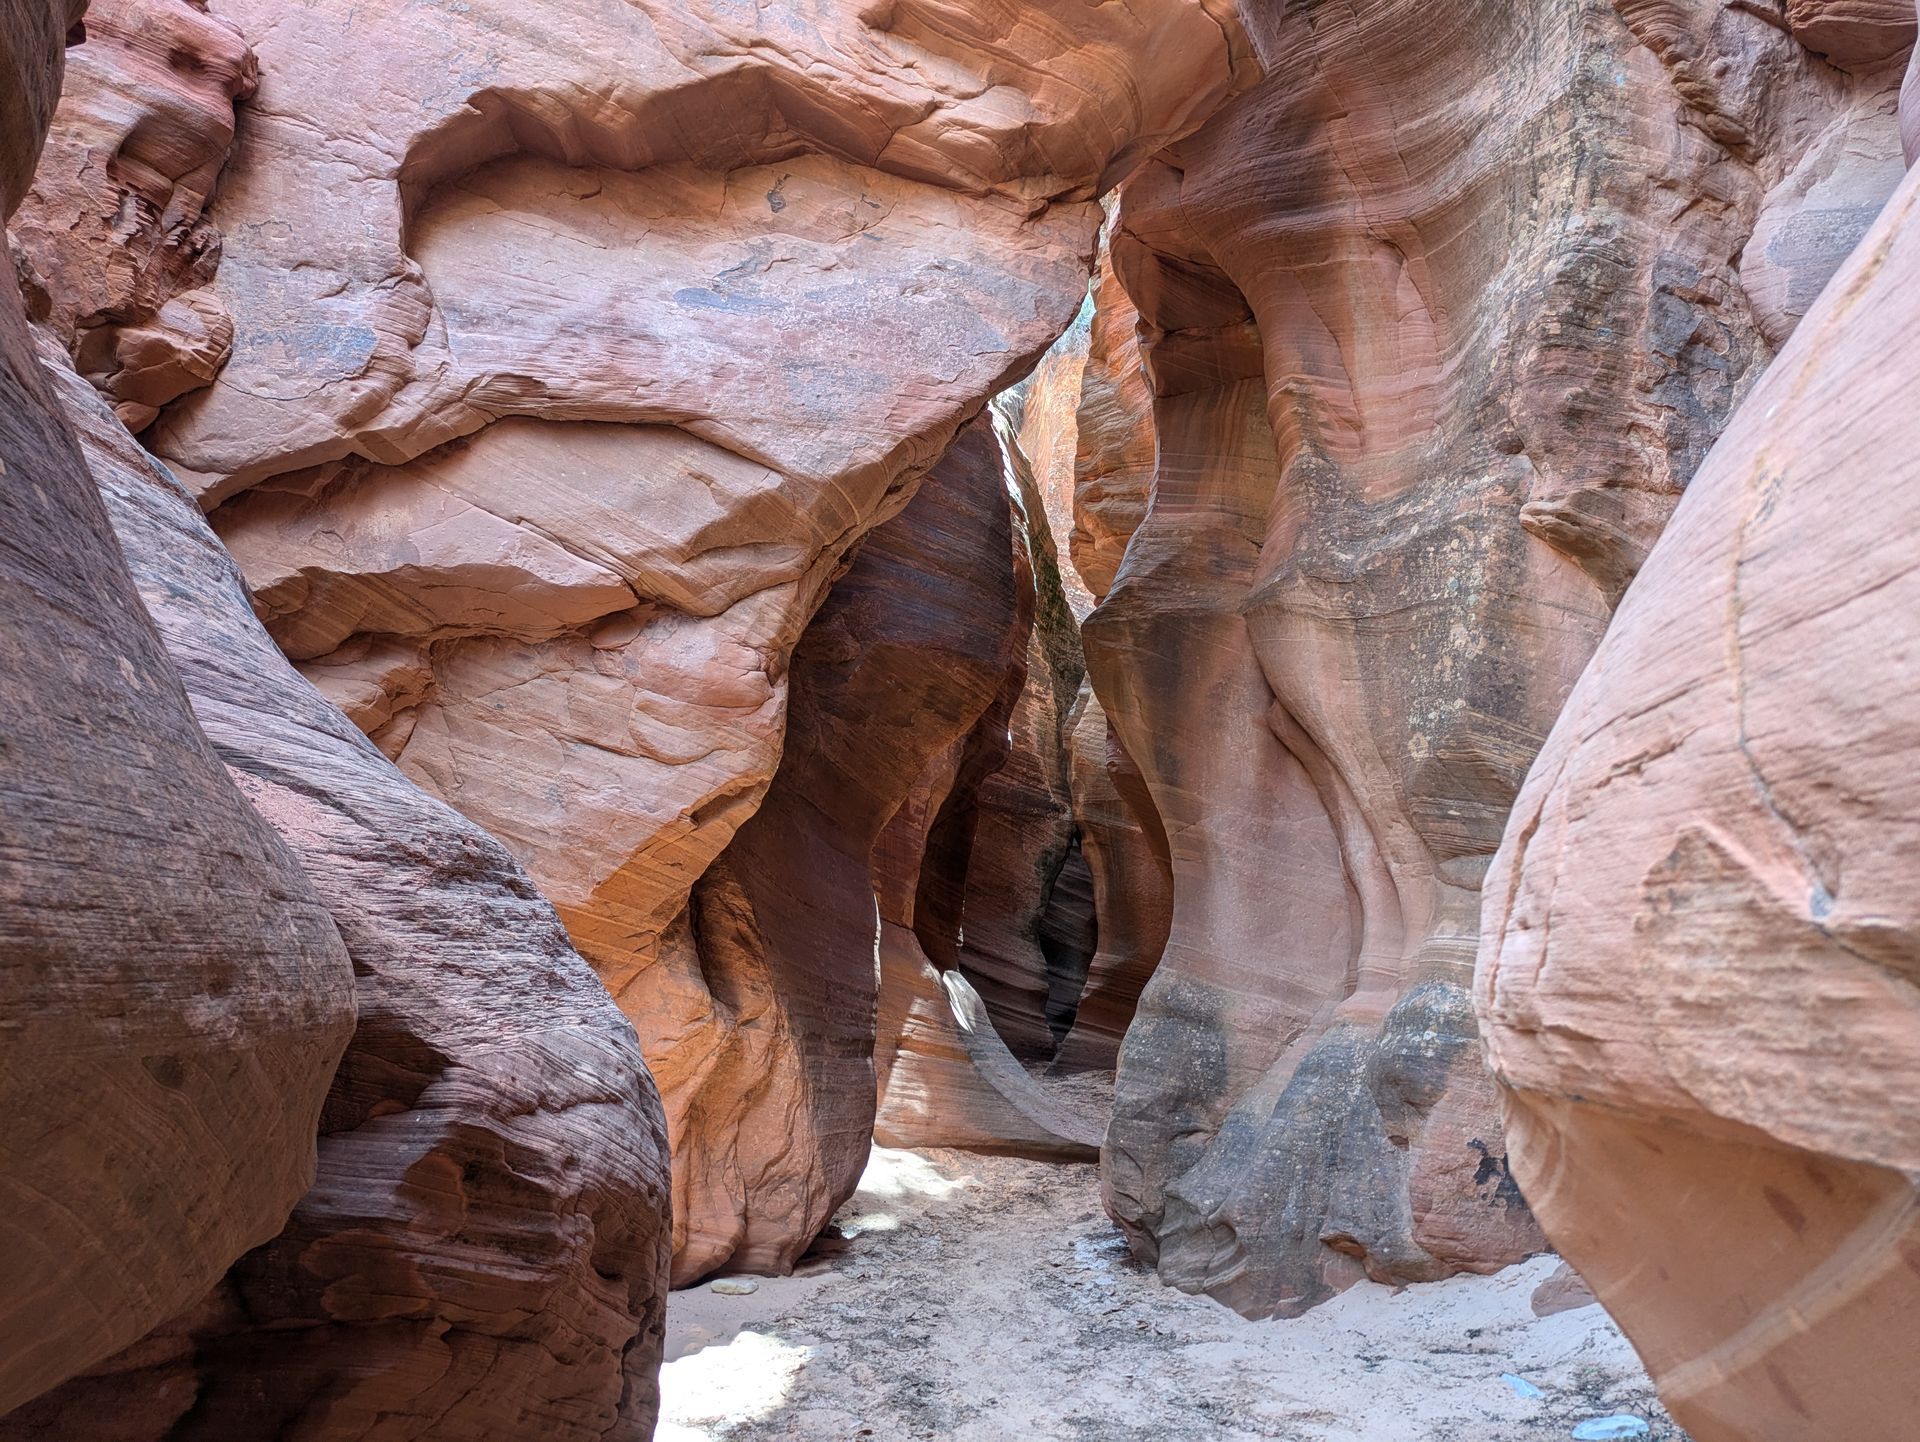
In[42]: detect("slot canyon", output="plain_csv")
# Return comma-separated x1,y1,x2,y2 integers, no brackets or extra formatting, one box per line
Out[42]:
1,0,1916,1438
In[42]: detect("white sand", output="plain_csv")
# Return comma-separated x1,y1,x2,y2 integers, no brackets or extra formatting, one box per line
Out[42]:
661,1148,1684,1442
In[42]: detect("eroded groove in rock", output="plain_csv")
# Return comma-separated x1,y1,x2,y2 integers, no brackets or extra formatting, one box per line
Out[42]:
1084,0,1913,1319
9,0,254,430
4,5,673,1433
945,412,1094,1063
1477,162,1920,1442
670,416,1030,1280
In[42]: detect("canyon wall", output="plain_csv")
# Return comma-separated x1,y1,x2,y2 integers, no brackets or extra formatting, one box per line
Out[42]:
1080,0,1913,1318
0,2,357,1413
181,0,1247,1277
5,3,673,1435
1476,128,1920,1442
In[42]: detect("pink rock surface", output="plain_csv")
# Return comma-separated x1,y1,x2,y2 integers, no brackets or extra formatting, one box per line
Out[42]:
1085,0,1911,1319
1478,165,1920,1442
6,6,672,1431
946,422,1093,1063
663,417,1020,1280
9,0,253,429
2,331,673,1442
1052,684,1172,1074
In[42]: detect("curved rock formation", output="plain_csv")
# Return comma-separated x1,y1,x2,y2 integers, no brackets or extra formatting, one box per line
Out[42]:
2,356,672,1442
946,421,1093,1062
185,0,1248,1275
665,416,1020,1280
1053,683,1173,1073
870,427,1101,1158
5,6,672,1433
9,0,254,429
1477,164,1920,1442
1085,0,1913,1318
0,6,355,1414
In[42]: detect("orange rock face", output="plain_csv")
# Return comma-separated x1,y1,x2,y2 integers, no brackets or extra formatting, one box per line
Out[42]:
1082,0,1912,1319
663,417,1023,1280
943,421,1094,1063
1477,165,1920,1442
0,7,355,1415
174,0,1247,1276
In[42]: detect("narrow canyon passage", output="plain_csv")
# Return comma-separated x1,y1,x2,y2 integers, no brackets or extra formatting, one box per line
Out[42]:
4,2,1919,1441
657,1149,1677,1442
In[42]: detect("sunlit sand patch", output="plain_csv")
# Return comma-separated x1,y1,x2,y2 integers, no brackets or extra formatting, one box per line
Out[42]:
657,1329,813,1440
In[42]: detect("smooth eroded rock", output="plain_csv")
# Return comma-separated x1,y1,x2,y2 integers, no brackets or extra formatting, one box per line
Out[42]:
1478,166,1920,1442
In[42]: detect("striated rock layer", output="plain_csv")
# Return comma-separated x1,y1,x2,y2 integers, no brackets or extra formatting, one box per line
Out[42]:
3,354,673,1442
5,5,673,1435
945,415,1094,1063
186,0,1249,1273
0,4,355,1414
9,0,254,430
665,417,1020,1280
1477,164,1920,1442
1083,0,1912,1318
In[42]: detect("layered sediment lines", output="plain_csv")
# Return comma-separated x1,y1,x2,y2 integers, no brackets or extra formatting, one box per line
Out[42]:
1078,0,1913,1318
1477,160,1920,1442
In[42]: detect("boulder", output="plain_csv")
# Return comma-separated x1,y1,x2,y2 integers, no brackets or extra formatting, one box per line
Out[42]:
1477,165,1920,1442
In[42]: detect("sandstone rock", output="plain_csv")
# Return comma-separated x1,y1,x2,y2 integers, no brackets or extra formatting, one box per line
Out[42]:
1478,166,1920,1442
1787,0,1917,65
7,4,672,1427
1052,684,1172,1074
1068,243,1157,604
0,0,84,217
1530,1261,1600,1318
0,7,355,1415
1048,254,1174,1075
2,350,672,1442
8,0,253,428
179,0,1247,1278
1003,294,1098,620
1087,0,1911,1319
874,719,1100,1161
665,416,1065,1281
947,421,1093,1063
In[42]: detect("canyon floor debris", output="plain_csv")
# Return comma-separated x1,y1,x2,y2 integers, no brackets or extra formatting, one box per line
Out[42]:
661,1148,1684,1442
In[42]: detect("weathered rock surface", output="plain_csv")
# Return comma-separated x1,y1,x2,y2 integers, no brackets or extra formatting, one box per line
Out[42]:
0,0,83,217
3,333,674,1442
9,0,253,430
1052,683,1172,1074
186,0,1247,1276
1040,250,1173,1074
0,6,355,1414
945,422,1093,1063
1477,165,1920,1442
1085,0,1912,1319
5,6,673,1432
1068,243,1157,605
663,417,1018,1281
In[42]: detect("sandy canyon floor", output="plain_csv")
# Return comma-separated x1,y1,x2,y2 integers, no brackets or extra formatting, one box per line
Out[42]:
660,1148,1684,1442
